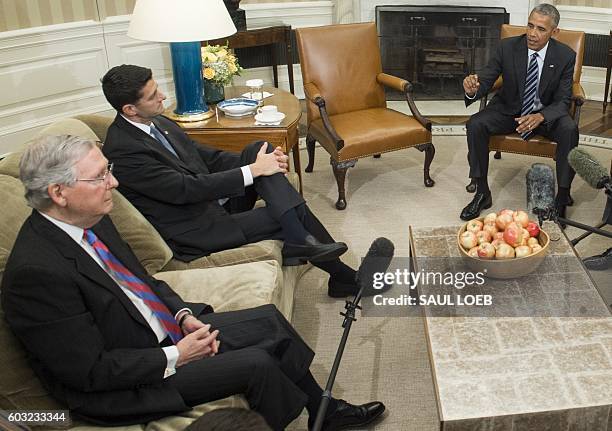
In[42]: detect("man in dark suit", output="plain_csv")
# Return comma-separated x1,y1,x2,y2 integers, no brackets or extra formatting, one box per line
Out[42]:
101,64,358,298
460,3,578,221
1,135,385,430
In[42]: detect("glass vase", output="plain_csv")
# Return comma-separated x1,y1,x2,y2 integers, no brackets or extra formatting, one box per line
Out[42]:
204,80,225,104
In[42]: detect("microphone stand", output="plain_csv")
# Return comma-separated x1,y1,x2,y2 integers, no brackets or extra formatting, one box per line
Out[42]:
311,281,368,431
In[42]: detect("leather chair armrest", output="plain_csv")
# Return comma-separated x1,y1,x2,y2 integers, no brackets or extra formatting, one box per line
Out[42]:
377,73,408,92
303,82,322,104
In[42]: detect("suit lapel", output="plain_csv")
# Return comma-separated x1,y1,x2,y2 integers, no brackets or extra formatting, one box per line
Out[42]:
538,39,556,98
114,114,196,174
151,118,196,170
514,36,529,100
30,212,153,332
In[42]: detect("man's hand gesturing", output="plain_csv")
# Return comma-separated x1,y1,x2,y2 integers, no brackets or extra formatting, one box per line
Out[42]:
249,142,288,178
463,74,480,97
176,324,220,367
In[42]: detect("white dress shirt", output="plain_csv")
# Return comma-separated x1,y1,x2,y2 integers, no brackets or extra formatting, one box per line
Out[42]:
39,211,181,378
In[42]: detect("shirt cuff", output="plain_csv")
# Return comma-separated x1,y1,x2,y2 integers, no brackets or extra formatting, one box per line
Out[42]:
465,92,477,100
162,346,179,378
174,308,192,321
241,165,254,187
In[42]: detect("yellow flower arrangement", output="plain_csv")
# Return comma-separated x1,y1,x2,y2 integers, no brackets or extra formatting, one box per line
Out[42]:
201,44,243,86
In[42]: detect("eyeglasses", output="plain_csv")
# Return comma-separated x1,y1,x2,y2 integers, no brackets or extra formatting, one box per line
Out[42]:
76,163,114,184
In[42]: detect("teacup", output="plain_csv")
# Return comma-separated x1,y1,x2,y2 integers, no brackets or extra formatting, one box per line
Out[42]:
257,105,278,120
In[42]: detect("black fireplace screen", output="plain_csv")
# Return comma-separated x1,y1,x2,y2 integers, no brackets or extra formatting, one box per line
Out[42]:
376,5,509,100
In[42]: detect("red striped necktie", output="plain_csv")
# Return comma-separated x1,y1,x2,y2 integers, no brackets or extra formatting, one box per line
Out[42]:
83,229,183,343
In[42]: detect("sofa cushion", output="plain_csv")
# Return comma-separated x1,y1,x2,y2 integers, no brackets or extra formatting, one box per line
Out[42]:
0,118,101,179
74,114,114,143
154,260,283,313
0,175,32,283
109,191,173,275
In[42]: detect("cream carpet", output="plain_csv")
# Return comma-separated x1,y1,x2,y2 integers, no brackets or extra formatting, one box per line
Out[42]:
286,136,611,430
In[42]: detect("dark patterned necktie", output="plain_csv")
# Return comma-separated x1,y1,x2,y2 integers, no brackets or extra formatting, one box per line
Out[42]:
520,52,539,141
150,126,179,158
84,229,183,343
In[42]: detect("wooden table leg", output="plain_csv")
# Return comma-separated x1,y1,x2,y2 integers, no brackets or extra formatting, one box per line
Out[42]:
285,27,295,94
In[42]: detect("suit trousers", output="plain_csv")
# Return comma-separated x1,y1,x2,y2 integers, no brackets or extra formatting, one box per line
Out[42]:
466,108,578,188
166,304,314,430
224,141,336,245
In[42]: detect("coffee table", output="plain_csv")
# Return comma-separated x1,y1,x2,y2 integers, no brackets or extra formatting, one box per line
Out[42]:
175,86,303,194
407,224,612,430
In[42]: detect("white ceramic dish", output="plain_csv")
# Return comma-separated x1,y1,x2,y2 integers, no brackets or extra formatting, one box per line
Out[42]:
254,112,285,124
217,98,258,117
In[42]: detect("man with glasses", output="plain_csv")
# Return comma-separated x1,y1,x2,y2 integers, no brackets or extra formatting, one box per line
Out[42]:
1,134,385,429
100,64,362,299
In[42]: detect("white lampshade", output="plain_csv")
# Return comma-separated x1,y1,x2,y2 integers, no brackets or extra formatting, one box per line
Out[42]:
128,0,237,42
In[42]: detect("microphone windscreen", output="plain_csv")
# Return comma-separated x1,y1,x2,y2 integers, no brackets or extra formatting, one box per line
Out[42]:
356,237,394,295
526,163,555,213
568,148,610,189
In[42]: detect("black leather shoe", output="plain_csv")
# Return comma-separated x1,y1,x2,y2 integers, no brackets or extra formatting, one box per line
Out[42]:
283,236,348,266
311,399,386,431
583,248,612,271
460,192,492,221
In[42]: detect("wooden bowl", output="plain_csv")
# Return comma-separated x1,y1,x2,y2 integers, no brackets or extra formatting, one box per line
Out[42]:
457,218,550,279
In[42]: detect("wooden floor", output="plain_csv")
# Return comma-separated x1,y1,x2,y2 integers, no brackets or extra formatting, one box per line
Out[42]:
429,99,612,138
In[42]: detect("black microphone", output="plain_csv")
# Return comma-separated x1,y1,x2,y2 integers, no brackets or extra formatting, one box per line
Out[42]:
568,148,612,193
355,237,395,299
526,163,555,225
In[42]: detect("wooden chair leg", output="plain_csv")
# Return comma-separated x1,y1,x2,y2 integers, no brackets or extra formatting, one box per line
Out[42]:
415,143,435,187
494,151,502,159
331,159,349,210
305,134,316,173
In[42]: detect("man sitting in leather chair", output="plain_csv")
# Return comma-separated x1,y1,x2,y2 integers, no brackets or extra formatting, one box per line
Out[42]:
101,64,358,298
460,3,578,221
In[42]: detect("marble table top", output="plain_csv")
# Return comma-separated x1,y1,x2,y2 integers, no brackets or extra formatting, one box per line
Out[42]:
410,224,612,431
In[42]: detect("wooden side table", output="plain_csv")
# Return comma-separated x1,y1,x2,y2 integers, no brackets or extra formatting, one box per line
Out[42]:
175,86,303,194
603,30,611,114
206,25,295,94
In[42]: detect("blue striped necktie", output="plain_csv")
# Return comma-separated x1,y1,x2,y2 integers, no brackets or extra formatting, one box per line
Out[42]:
150,126,179,158
84,229,183,343
520,52,539,141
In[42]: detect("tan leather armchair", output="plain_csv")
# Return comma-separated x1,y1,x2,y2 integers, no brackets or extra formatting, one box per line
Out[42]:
296,23,435,210
466,24,585,192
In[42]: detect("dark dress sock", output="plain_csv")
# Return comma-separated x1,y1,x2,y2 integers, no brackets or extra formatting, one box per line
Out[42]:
296,371,338,419
477,177,490,195
312,259,356,283
279,207,311,244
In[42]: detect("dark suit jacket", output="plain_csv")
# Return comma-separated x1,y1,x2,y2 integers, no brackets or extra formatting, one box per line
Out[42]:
1,212,210,425
465,35,576,124
103,115,252,261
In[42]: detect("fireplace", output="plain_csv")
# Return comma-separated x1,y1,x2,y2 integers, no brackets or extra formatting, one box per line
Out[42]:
376,5,509,100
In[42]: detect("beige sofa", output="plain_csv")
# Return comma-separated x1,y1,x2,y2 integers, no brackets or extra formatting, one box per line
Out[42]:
0,116,310,430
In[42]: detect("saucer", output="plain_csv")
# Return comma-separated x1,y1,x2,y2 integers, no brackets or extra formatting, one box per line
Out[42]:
217,98,258,117
254,112,285,124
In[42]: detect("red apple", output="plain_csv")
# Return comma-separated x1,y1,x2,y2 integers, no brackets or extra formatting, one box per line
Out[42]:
503,222,524,247
515,245,531,258
476,230,492,245
496,243,515,259
496,213,513,231
468,246,479,258
491,238,507,250
466,219,484,233
526,222,540,238
484,212,498,224
513,210,530,228
460,231,478,250
498,208,514,217
477,242,496,259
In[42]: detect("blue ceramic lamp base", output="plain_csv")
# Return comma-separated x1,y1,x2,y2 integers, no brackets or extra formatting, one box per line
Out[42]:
167,41,215,122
